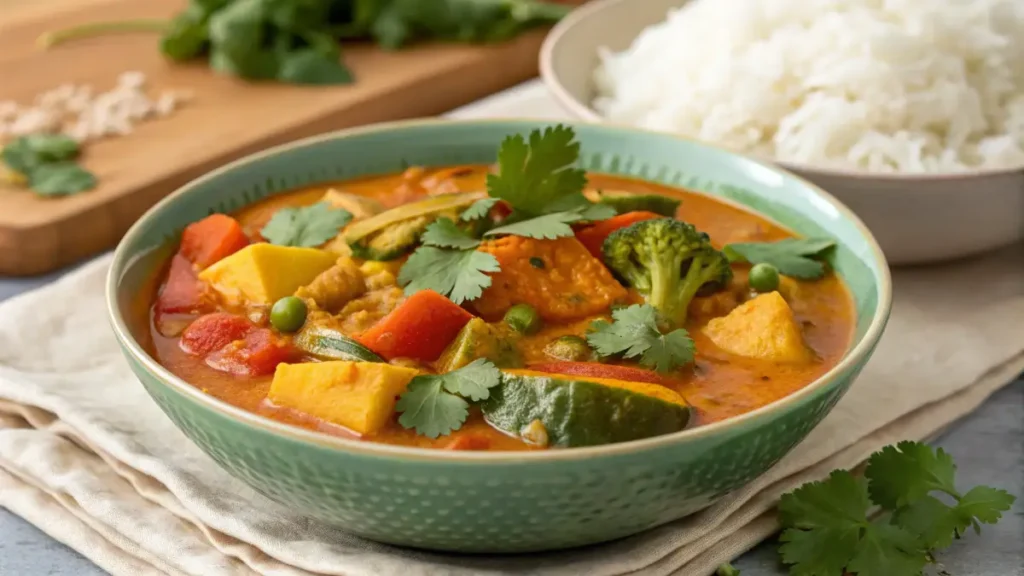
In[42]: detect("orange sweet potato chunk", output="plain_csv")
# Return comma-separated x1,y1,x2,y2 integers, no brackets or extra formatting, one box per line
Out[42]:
473,236,627,321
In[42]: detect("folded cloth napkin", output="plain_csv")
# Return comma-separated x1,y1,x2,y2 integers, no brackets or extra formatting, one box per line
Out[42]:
1,83,1023,576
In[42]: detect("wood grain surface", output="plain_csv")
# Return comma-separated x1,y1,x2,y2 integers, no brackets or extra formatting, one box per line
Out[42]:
0,0,561,275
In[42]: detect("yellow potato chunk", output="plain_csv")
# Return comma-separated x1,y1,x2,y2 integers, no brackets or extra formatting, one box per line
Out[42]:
702,291,811,363
269,361,419,435
198,244,335,306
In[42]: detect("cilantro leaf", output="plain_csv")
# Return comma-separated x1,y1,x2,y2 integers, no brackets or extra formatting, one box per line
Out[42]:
484,211,582,240
398,246,499,304
892,495,960,550
725,237,836,280
438,358,501,401
395,377,469,438
395,359,502,438
866,441,959,508
715,564,741,576
846,522,929,576
2,134,80,173
421,218,480,249
586,304,695,373
486,125,587,216
260,202,352,247
460,198,500,221
28,162,97,195
951,486,1016,534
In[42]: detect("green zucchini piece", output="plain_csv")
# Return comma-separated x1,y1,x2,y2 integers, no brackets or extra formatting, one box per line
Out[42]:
343,192,485,261
295,326,383,363
591,190,681,217
436,318,522,372
483,371,693,447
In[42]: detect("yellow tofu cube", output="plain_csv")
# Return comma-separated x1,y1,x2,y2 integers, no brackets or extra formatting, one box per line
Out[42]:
198,243,335,306
702,291,811,363
268,361,419,435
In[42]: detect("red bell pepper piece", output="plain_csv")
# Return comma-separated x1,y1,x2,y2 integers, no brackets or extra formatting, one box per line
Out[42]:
357,290,473,362
575,211,664,259
529,361,666,384
179,213,249,269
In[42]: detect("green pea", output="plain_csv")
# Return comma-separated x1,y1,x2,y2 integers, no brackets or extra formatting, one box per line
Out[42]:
270,296,308,333
544,335,591,362
504,303,542,335
748,263,780,293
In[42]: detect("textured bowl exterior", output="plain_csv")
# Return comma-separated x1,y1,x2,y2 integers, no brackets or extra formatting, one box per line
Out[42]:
108,119,890,553
539,0,1024,265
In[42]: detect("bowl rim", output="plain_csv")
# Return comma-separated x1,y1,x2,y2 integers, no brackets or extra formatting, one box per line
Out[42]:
540,0,1024,183
106,117,893,463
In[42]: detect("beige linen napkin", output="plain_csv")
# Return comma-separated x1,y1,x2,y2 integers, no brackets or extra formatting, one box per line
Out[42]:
1,83,1023,575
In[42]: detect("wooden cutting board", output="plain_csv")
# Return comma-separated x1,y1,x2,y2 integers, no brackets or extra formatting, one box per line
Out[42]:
0,0,570,275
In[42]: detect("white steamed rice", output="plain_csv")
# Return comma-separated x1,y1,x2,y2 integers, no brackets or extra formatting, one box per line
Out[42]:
592,0,1024,174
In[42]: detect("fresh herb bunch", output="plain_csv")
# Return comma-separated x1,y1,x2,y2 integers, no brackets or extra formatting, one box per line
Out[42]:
397,124,615,304
1,134,97,196
39,0,573,85
778,440,1016,576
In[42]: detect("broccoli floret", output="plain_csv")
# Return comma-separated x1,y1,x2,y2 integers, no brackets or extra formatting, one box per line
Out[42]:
602,218,732,327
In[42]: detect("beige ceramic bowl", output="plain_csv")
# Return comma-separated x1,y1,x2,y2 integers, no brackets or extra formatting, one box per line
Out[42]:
540,0,1024,265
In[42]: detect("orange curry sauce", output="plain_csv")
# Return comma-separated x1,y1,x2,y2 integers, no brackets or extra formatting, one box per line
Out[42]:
141,166,855,451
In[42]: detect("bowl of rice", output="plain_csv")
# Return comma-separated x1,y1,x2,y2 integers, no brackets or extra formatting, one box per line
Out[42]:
540,0,1024,264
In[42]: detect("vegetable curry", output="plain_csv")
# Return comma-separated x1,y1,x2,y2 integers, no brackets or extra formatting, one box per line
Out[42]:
143,126,854,451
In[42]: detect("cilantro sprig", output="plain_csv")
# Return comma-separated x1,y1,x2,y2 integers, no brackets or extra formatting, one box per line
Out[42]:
724,238,836,280
586,304,696,373
398,125,614,303
1,134,97,196
260,202,352,247
778,441,1016,576
395,358,502,438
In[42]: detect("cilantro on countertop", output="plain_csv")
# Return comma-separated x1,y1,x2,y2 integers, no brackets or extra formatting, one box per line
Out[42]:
586,304,696,373
777,440,1016,576
260,201,352,248
395,358,502,438
39,0,572,86
1,134,97,196
724,237,836,280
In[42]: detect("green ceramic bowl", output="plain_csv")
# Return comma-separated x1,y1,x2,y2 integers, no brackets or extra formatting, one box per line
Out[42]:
107,119,891,553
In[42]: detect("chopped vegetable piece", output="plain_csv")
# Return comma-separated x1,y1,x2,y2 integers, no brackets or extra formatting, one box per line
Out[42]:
155,254,210,316
358,289,474,362
320,188,385,219
725,237,836,280
503,303,542,335
575,210,663,259
260,202,352,248
396,359,502,438
269,361,420,435
702,292,810,363
603,218,732,327
180,313,254,356
198,244,336,306
587,304,696,373
589,190,681,217
543,335,592,361
748,262,780,293
778,441,1016,576
179,213,249,269
436,317,522,372
294,256,366,313
528,361,666,385
294,326,383,363
474,236,627,321
345,192,484,257
483,370,693,447
206,329,295,376
269,296,307,333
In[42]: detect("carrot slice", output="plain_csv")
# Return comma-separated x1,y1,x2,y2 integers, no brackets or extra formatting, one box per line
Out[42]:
575,211,664,259
528,361,666,385
357,290,473,362
180,214,250,269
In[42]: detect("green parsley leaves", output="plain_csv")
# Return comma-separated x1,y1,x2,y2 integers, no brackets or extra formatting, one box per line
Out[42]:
587,304,696,373
397,218,500,304
724,238,836,280
778,441,1016,576
260,202,352,247
1,134,97,196
395,359,502,438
